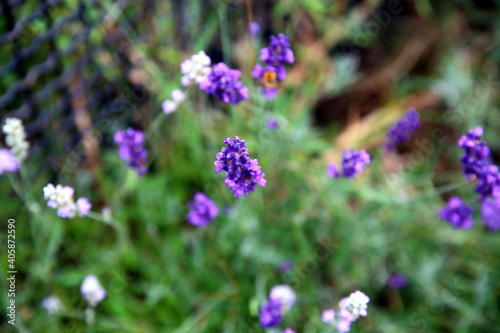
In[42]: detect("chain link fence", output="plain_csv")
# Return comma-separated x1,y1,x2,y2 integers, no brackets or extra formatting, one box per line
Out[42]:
0,0,145,166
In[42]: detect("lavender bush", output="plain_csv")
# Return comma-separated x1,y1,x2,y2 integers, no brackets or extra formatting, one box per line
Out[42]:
1,2,499,333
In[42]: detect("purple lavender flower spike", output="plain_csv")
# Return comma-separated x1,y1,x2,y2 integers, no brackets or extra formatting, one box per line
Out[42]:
387,273,408,290
76,198,92,216
200,63,249,105
439,197,474,229
322,309,335,323
341,149,371,178
481,198,500,231
260,33,294,80
475,164,500,201
259,298,282,328
385,107,420,150
0,149,20,175
278,260,293,273
253,34,294,99
114,128,148,175
327,150,370,179
457,127,500,201
187,193,218,227
252,64,279,99
266,118,279,130
327,163,340,178
215,136,266,197
457,126,491,180
249,21,260,37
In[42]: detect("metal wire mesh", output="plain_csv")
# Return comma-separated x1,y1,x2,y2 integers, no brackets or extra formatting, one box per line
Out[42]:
0,0,141,146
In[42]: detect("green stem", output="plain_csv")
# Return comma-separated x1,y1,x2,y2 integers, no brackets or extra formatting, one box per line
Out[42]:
218,6,231,65
85,211,128,248
85,306,95,333
410,180,470,202
7,173,25,201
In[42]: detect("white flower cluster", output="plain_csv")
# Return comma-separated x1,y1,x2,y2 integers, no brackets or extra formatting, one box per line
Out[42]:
2,118,29,163
42,295,63,314
162,89,186,114
322,290,370,333
269,284,296,313
41,276,106,316
43,183,91,218
81,275,106,306
160,51,211,114
338,290,370,319
180,51,211,86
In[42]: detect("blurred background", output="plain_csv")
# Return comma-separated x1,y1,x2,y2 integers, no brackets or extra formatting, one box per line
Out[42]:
1,0,499,332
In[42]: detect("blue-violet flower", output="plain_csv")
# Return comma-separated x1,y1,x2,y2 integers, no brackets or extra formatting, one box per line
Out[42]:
387,273,408,290
253,34,294,99
475,164,500,201
439,196,474,229
114,128,148,175
187,193,219,227
328,150,371,179
252,64,280,99
259,298,282,328
260,33,294,79
266,118,279,130
385,107,420,150
0,149,20,175
481,197,500,231
215,136,266,197
259,285,296,329
200,63,249,105
457,126,490,180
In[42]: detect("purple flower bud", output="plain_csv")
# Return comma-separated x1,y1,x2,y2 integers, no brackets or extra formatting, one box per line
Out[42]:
266,118,279,130
253,34,294,98
187,193,218,227
457,126,491,180
200,63,248,105
475,165,500,201
326,163,340,178
439,197,474,229
249,21,260,37
385,108,420,150
322,309,335,323
341,149,371,178
215,136,266,197
76,198,92,216
259,298,282,328
0,149,20,174
387,273,408,290
481,197,500,231
327,150,371,179
278,260,293,273
252,64,279,99
260,33,294,72
114,128,148,175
